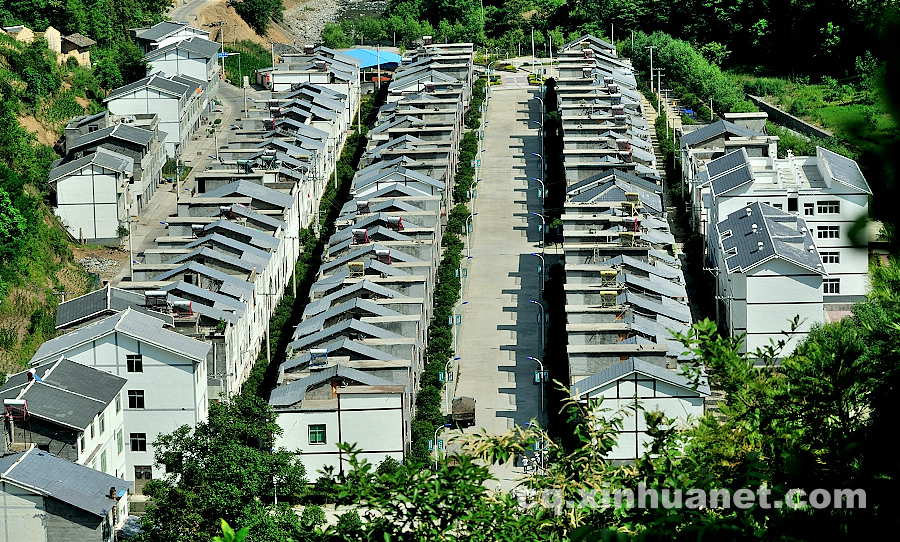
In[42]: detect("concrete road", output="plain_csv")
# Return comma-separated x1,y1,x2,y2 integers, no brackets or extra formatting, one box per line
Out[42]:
111,82,256,284
448,72,547,490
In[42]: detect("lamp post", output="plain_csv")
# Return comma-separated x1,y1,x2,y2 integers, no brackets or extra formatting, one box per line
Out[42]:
445,356,460,412
528,152,544,183
527,356,545,421
529,252,545,291
465,212,478,257
529,119,543,158
528,299,545,353
527,177,545,205
524,421,546,471
528,211,546,254
433,423,452,470
645,45,655,93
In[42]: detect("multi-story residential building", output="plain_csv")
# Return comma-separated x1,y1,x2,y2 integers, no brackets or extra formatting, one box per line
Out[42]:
131,20,210,53
1,359,127,478
0,446,131,542
105,73,207,157
48,147,134,243
29,309,210,492
144,37,221,94
701,146,871,306
712,201,826,353
63,118,167,215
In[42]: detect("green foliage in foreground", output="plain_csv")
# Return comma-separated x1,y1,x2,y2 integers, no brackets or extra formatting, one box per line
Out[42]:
212,260,900,541
137,396,311,542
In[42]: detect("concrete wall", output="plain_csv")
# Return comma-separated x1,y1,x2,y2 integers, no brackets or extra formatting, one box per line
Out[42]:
0,482,47,542
746,95,833,139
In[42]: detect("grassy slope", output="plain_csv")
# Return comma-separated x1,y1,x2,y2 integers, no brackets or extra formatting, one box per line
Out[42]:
0,35,100,375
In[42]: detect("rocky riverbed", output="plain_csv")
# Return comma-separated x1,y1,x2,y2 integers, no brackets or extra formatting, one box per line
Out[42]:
281,0,387,45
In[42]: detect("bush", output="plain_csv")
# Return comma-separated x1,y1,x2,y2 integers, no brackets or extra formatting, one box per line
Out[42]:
232,0,284,35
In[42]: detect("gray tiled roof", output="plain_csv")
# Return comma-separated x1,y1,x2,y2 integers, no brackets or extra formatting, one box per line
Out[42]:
0,448,131,517
202,180,294,209
292,298,402,339
716,201,825,274
706,148,747,178
144,36,221,60
135,21,189,42
269,365,394,407
32,309,210,364
817,146,871,194
288,319,403,351
0,358,126,429
203,220,279,250
571,357,709,397
160,281,246,318
680,120,760,148
153,261,254,300
105,73,193,102
49,147,134,183
55,283,162,329
69,123,154,151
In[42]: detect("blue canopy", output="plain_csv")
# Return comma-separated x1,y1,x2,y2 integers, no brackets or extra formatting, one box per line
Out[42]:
343,48,402,69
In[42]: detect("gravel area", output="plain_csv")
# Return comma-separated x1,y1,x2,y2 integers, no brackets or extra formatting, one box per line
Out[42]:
282,0,343,45
78,257,121,275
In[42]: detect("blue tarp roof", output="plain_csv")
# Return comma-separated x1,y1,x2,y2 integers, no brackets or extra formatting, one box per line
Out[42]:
343,49,402,69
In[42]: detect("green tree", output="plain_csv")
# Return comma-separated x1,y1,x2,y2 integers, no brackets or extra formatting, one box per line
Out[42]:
138,395,308,542
321,23,352,49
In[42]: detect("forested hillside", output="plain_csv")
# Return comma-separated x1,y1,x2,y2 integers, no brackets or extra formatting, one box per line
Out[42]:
0,2,172,374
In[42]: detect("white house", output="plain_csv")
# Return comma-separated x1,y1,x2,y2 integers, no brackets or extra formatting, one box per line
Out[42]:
713,201,826,354
48,147,134,243
105,73,205,157
29,309,210,492
270,365,408,476
132,21,210,53
1,358,127,480
702,147,871,306
0,447,131,542
571,358,708,461
144,37,221,93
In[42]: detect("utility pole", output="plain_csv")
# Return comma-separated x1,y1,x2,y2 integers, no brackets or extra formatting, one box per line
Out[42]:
531,27,535,73
646,45,655,93
610,23,614,44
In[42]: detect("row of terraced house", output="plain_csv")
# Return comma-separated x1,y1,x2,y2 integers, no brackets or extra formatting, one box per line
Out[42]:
267,38,475,475
3,37,363,541
555,35,709,461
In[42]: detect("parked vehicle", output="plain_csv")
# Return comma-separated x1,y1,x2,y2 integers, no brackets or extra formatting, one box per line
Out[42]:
451,396,476,428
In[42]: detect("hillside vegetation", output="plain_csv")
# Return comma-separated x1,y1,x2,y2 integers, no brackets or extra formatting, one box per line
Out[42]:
0,0,172,374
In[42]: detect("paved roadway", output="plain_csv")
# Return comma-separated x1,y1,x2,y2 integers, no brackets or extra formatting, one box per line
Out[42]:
112,82,256,284
448,71,547,490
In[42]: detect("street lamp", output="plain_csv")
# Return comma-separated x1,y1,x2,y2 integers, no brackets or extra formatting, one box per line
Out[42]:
529,119,543,158
528,299,545,353
527,356,545,420
528,211,546,254
527,176,545,203
524,421,546,471
465,212,479,258
529,252,545,291
445,356,461,412
433,423,452,470
528,152,544,183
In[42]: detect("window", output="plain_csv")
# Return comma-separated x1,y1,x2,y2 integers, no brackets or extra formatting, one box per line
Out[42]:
90,420,95,439
128,390,145,409
79,435,85,453
99,412,105,435
803,202,815,216
134,466,153,480
126,354,143,373
821,251,840,264
817,200,840,214
824,278,840,294
788,198,798,212
100,450,107,473
117,430,124,454
817,226,840,239
115,394,121,413
771,203,782,210
130,433,147,452
719,229,732,240
308,424,327,444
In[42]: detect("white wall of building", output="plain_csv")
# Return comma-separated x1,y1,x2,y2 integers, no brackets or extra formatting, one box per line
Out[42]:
54,164,127,241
